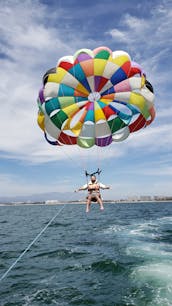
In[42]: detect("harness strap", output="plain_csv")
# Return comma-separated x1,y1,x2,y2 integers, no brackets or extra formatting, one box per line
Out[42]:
85,168,102,177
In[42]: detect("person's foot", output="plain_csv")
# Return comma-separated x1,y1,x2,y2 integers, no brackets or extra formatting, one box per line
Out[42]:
100,206,104,211
86,207,90,213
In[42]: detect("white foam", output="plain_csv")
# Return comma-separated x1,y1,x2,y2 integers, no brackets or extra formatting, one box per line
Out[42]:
127,242,172,259
130,263,172,305
103,224,124,234
133,263,172,281
158,216,172,221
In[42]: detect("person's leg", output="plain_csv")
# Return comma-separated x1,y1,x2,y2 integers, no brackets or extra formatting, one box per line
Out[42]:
96,195,104,210
86,195,91,212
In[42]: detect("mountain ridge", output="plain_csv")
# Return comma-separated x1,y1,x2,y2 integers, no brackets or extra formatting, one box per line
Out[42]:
0,191,82,203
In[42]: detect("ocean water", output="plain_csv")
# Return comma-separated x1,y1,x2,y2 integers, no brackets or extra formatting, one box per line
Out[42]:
0,202,172,306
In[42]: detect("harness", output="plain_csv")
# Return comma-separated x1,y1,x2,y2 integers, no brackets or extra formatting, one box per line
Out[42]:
85,168,102,178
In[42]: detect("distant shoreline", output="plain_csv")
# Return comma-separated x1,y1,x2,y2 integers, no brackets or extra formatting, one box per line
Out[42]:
0,200,172,206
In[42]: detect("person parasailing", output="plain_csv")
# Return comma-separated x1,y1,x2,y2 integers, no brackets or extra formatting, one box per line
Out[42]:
75,170,110,212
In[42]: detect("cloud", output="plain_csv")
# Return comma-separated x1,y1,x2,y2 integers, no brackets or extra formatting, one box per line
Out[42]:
119,160,172,177
107,3,172,52
126,123,172,154
0,0,79,164
0,172,75,197
143,166,172,176
107,29,128,42
156,107,172,119
107,2,172,89
0,173,40,196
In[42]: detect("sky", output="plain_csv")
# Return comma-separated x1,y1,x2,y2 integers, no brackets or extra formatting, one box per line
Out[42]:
0,0,172,200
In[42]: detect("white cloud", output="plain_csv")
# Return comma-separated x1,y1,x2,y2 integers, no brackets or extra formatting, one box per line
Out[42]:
107,2,172,90
123,14,148,32
107,29,128,42
127,123,172,153
0,0,77,164
156,107,172,118
143,166,172,176
108,4,172,51
0,172,75,197
120,161,172,177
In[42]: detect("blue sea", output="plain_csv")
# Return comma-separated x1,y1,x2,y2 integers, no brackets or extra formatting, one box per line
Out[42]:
0,202,172,306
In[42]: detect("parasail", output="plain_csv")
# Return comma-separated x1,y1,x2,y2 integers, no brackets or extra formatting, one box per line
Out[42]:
37,46,155,148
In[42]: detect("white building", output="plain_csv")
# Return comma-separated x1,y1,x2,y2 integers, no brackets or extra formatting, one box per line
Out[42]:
45,200,59,205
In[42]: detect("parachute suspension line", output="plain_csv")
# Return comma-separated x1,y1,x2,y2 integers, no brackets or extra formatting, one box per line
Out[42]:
0,204,66,283
53,130,83,172
96,145,101,174
54,99,85,173
97,167,101,182
97,145,104,179
73,59,91,177
85,169,89,185
58,78,88,174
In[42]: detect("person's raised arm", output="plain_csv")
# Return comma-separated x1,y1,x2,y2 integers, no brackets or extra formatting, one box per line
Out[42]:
99,183,110,190
75,183,88,192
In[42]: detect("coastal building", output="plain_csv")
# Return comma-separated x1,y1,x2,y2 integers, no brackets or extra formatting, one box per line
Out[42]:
139,196,152,201
45,200,59,205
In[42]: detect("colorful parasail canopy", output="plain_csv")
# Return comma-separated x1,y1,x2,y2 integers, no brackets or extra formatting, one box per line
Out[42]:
37,46,155,148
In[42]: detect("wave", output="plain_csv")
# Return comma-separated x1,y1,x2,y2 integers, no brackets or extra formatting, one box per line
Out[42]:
128,263,172,306
23,287,91,306
103,224,126,234
31,248,89,259
91,259,126,274
48,222,72,228
0,250,21,260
